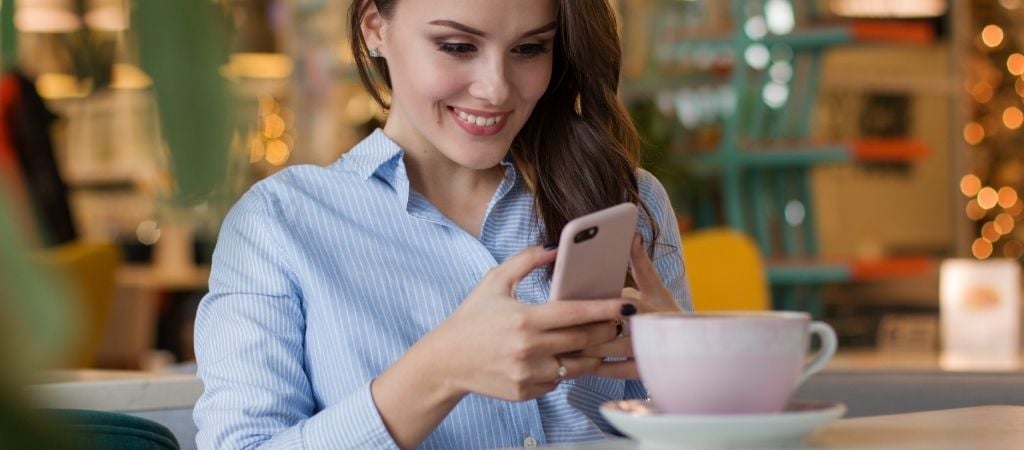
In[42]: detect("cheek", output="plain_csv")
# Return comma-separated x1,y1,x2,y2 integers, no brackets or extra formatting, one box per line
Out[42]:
414,69,467,103
388,48,466,107
514,61,553,102
394,57,467,104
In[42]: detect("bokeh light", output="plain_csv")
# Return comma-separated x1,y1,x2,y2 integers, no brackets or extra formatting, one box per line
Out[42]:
983,24,1005,47
972,83,994,103
964,122,985,145
265,139,291,166
995,213,1016,234
961,174,983,197
1009,53,1024,75
1004,240,1024,259
982,221,1001,242
973,237,994,259
1004,107,1024,129
966,199,987,220
998,186,1019,208
978,187,1000,209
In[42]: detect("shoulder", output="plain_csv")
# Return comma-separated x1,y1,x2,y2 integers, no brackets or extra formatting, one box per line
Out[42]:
636,168,672,212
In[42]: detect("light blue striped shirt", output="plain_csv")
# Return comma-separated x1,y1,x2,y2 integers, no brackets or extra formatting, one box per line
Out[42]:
193,129,692,449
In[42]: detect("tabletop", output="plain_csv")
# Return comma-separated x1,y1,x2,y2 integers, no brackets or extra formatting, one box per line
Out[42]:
523,405,1024,449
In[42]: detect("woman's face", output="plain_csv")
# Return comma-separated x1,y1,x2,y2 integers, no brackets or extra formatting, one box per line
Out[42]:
369,0,557,170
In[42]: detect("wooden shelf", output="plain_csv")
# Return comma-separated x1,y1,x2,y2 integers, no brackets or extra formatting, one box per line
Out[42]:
117,264,210,291
852,138,931,163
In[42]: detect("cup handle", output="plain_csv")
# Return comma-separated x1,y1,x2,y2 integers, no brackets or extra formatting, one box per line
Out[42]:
798,321,838,386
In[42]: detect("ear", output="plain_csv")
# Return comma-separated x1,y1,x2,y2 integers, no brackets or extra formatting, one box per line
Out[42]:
359,1,388,58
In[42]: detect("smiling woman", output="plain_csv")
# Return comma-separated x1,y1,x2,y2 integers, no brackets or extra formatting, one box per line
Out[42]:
192,1,692,449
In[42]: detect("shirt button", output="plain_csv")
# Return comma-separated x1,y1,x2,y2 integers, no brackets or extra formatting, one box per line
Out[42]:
523,436,538,448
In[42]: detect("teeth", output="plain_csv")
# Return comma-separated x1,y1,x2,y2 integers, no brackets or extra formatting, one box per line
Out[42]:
455,109,503,127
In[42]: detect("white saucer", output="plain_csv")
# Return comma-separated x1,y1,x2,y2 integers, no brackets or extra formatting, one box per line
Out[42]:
600,399,846,449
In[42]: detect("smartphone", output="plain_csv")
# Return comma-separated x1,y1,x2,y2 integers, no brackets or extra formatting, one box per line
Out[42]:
549,202,638,300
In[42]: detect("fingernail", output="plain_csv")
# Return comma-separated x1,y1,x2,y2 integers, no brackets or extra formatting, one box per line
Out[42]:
616,322,624,336
544,243,558,251
620,304,637,316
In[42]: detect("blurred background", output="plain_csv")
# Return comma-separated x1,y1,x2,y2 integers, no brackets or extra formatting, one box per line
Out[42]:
2,0,1024,447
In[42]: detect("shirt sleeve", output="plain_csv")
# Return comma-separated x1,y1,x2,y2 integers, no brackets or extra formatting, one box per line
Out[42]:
193,186,400,450
624,169,695,401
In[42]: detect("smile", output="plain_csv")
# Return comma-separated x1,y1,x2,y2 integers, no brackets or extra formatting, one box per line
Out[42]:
448,106,511,137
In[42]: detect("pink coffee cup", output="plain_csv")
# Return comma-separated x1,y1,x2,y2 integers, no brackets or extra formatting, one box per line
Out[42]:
630,311,837,415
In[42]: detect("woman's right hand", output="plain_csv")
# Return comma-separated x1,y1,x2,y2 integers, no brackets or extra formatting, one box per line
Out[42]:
428,245,635,402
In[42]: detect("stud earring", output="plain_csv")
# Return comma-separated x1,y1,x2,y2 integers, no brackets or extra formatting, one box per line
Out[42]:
369,48,380,58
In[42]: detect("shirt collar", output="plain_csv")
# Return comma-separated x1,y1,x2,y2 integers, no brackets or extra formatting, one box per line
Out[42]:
340,128,521,189
342,128,404,183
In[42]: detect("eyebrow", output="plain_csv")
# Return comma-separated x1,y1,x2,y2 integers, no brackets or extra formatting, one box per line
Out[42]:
427,20,557,39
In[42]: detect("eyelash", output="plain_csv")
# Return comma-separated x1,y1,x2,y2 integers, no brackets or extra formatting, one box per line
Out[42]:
436,42,550,58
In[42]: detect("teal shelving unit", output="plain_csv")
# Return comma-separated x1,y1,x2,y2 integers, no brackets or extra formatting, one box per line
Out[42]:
624,0,934,316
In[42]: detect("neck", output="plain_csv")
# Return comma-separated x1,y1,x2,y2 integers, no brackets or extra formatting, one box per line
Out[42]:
381,126,505,204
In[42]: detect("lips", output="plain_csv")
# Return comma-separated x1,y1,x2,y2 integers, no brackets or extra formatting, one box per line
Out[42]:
448,106,511,137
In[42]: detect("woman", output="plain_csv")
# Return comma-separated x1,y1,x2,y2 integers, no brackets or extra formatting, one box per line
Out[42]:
193,0,692,448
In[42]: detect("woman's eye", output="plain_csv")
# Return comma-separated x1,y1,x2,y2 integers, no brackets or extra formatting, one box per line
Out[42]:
438,42,476,56
513,43,549,57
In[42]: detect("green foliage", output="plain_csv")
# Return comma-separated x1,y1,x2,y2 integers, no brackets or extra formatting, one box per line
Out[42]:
133,0,231,205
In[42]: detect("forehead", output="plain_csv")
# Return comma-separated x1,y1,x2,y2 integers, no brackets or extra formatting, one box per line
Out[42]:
391,0,558,31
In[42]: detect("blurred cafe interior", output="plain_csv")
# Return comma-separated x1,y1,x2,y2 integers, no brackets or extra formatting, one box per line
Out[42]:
3,0,1024,449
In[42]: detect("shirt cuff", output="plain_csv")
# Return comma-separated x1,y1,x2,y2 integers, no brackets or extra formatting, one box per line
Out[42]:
279,380,401,449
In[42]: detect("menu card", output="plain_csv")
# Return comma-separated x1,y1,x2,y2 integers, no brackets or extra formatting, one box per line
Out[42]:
940,259,1021,371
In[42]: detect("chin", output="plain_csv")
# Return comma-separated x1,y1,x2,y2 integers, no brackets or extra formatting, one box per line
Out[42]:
442,127,517,170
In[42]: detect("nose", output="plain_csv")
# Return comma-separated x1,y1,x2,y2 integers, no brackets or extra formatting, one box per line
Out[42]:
468,56,511,106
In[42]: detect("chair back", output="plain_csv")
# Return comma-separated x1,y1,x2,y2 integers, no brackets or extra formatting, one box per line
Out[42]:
33,242,120,367
681,228,770,311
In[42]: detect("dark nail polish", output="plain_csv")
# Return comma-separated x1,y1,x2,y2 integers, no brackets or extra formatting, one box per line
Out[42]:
620,304,637,316
544,243,558,251
615,322,624,336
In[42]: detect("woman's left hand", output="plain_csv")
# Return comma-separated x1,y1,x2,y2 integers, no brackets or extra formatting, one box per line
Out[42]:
579,233,683,379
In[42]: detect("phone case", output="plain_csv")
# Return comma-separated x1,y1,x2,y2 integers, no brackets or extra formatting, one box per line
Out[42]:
549,202,638,300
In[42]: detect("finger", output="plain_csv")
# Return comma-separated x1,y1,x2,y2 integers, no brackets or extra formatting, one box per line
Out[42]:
591,360,640,380
621,287,641,302
552,355,604,381
531,299,636,330
535,321,620,354
629,233,663,294
579,337,634,358
481,246,557,296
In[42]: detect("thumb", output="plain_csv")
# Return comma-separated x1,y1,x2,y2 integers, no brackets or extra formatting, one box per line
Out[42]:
480,246,556,296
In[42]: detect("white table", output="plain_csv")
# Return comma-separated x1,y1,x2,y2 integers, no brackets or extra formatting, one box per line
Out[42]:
526,406,1024,449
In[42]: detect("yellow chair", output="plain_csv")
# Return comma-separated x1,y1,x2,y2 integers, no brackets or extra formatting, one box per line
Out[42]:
682,228,770,311
32,242,121,367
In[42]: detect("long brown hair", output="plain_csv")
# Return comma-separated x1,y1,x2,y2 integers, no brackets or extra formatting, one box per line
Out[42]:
349,0,660,256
